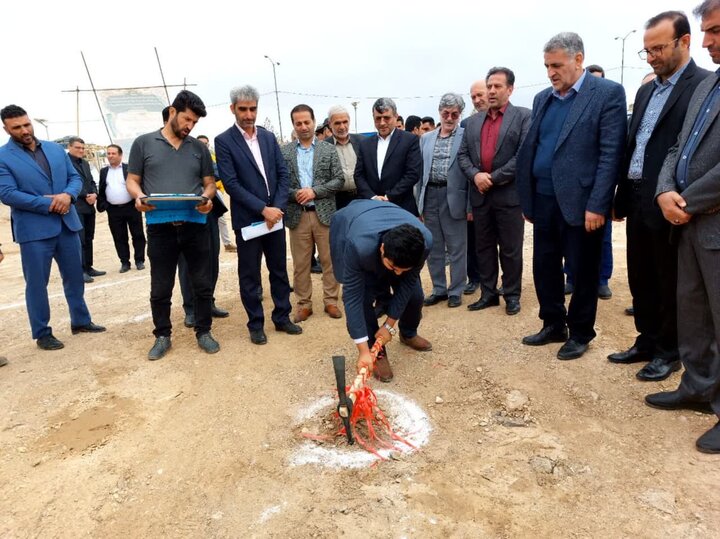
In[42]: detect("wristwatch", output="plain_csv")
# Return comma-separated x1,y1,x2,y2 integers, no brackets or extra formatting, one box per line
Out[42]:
383,322,397,336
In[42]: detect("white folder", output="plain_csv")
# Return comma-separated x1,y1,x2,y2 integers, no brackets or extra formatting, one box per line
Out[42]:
240,219,284,241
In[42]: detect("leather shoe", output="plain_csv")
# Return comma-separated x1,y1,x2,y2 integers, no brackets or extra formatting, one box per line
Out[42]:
119,263,131,273
424,293,448,306
463,281,479,295
275,321,303,335
607,346,651,364
373,347,393,382
697,422,720,454
447,295,462,308
197,332,220,354
293,308,313,323
399,334,432,352
557,339,589,360
148,336,171,360
136,262,145,270
645,390,713,413
310,258,323,274
598,284,612,300
37,334,64,350
250,329,267,345
184,313,195,328
636,358,681,381
224,243,237,253
467,294,500,311
87,267,106,277
71,322,106,335
505,298,521,315
83,272,94,284
211,304,230,318
625,306,634,316
522,325,568,346
324,304,342,318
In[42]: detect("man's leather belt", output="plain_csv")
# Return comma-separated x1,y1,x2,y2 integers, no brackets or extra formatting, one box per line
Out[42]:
301,206,316,212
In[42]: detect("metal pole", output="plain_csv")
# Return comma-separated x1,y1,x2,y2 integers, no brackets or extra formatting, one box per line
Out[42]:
264,55,283,140
80,51,113,144
34,119,50,139
614,29,636,87
351,101,359,133
76,86,80,136
154,47,171,104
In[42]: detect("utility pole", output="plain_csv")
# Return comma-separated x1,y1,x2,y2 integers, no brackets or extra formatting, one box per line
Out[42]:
34,118,50,140
351,101,359,133
615,29,636,86
264,55,284,141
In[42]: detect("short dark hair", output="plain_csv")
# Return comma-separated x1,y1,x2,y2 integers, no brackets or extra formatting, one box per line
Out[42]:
107,144,123,154
382,224,426,269
587,64,606,77
196,135,209,142
171,90,207,118
397,115,404,123
290,104,315,123
421,116,435,126
647,10,691,38
405,115,422,131
0,104,27,123
486,66,516,86
68,136,85,146
161,106,170,123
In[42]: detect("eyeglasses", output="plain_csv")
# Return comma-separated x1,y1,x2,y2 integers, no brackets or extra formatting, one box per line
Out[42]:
638,37,680,60
440,110,460,120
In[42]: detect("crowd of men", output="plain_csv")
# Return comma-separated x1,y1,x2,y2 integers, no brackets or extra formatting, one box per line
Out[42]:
1,3,720,453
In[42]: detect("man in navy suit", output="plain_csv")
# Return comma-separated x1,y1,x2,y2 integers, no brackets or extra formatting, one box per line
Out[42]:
215,85,302,345
0,105,105,349
330,199,433,382
516,32,627,360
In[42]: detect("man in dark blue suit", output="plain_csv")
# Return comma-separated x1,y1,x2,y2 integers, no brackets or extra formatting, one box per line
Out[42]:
215,85,301,345
0,105,105,349
330,199,433,382
516,33,627,360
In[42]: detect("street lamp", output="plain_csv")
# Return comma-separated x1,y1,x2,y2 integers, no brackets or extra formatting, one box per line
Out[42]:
264,55,284,141
350,101,359,133
34,118,50,140
614,29,636,87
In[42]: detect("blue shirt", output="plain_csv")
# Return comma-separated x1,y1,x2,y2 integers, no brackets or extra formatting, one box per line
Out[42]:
552,69,587,100
676,69,720,190
628,61,689,179
295,137,316,206
12,138,52,181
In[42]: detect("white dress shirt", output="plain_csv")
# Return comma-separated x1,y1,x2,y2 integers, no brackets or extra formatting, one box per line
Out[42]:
376,128,395,180
236,124,270,196
105,165,132,205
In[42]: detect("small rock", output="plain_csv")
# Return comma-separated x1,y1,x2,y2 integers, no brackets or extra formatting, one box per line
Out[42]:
529,455,554,474
589,391,599,402
435,396,444,404
506,390,529,411
639,489,676,515
211,511,224,520
389,451,404,461
476,367,483,373
479,420,488,427
17,447,27,454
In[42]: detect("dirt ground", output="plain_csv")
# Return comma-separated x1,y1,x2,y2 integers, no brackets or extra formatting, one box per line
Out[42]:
1,209,718,539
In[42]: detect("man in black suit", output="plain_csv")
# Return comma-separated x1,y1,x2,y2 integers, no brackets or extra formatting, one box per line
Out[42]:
611,10,710,382
98,144,146,273
67,136,105,283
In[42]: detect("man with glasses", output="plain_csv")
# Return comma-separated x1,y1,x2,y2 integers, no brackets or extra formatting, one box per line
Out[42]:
611,11,709,382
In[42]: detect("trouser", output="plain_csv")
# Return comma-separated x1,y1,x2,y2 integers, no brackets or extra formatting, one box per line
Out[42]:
147,222,212,337
335,190,359,210
19,224,91,339
565,222,613,286
107,202,146,264
78,211,96,271
467,219,481,283
179,212,220,315
362,271,424,340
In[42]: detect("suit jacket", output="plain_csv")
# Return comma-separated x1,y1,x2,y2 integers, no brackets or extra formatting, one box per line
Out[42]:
354,129,422,215
70,156,97,215
457,103,531,208
330,199,433,340
516,73,628,226
615,59,711,229
215,126,289,230
657,71,720,249
416,126,468,219
325,133,363,155
280,139,344,228
97,163,129,212
0,139,83,243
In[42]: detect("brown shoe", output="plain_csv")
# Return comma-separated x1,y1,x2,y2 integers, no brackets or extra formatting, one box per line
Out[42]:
324,304,342,319
224,244,237,253
400,334,433,352
293,307,313,323
373,348,393,382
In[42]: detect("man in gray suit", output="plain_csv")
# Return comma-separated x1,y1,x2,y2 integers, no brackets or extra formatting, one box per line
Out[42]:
417,93,468,308
645,0,720,453
458,67,531,315
281,104,344,324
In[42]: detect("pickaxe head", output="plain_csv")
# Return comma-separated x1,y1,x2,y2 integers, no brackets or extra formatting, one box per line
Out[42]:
332,355,354,444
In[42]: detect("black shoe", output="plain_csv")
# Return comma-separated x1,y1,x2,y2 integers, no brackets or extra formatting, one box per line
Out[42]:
184,313,195,328
522,325,568,346
447,295,462,308
424,293,448,306
83,272,94,284
119,263,131,273
37,334,64,350
211,305,230,318
505,298,521,315
497,287,505,296
136,262,145,270
636,358,681,382
598,284,612,300
645,390,713,413
250,329,267,345
310,258,322,274
197,332,220,354
148,336,171,360
557,339,589,360
275,321,303,335
463,281,479,295
697,422,720,454
71,322,106,335
467,294,499,311
625,306,634,316
564,283,574,295
87,267,106,277
607,346,651,364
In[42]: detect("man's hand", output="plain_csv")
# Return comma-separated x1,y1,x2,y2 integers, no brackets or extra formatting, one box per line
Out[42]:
135,196,155,212
473,172,493,193
295,188,316,205
195,197,213,214
371,195,389,201
375,324,393,346
47,193,72,214
356,342,373,374
467,212,473,222
85,193,97,205
262,206,284,229
585,210,606,233
657,191,692,225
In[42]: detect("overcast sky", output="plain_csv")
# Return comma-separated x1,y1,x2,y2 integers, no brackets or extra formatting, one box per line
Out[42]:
1,0,714,146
